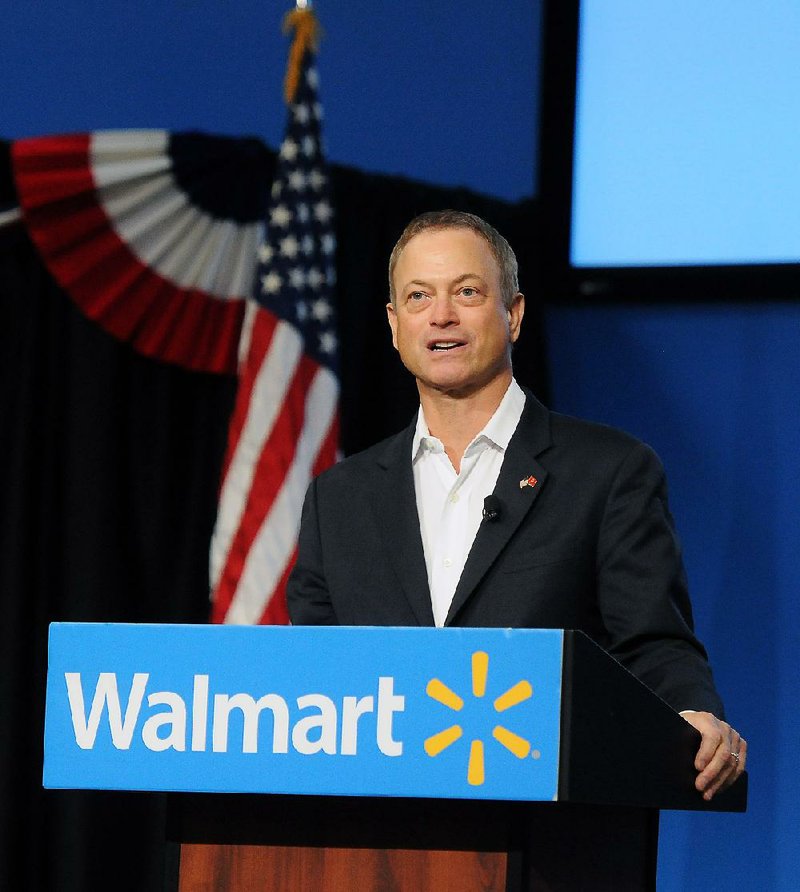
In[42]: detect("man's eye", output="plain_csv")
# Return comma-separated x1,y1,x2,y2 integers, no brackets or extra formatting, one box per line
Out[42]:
460,287,478,297
408,291,427,301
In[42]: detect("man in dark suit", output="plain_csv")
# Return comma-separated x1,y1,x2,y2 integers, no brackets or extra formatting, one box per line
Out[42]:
288,209,746,800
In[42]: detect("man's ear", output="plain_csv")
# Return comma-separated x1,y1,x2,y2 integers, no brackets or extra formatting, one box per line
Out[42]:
386,300,399,350
508,293,525,344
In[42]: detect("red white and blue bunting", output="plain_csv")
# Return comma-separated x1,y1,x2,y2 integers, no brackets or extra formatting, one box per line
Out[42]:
12,129,273,373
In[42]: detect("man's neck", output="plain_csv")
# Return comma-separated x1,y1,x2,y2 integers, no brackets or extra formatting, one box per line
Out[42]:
419,373,512,472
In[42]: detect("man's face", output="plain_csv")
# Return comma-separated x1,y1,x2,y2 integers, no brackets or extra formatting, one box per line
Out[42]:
387,227,524,398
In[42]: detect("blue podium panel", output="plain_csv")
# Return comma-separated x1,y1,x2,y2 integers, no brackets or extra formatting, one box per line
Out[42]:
44,624,563,801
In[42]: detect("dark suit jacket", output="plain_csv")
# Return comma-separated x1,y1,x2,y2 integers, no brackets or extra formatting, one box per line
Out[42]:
287,390,724,716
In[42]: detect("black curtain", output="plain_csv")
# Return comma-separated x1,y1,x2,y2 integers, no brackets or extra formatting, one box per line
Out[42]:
0,140,545,891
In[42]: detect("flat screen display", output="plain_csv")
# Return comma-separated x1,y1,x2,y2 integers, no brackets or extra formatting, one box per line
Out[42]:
570,1,800,269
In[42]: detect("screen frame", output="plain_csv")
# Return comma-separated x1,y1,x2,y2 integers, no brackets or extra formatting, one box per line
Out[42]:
537,0,800,304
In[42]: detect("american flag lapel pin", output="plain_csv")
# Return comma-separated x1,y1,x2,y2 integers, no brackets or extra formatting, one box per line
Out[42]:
519,475,538,489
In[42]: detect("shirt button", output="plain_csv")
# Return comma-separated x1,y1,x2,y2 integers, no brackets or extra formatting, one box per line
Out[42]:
443,558,452,568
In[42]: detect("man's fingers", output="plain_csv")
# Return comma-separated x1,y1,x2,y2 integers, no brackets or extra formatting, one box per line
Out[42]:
681,711,746,800
701,749,736,799
696,735,732,797
733,737,747,778
721,731,747,787
695,730,721,771
692,716,726,771
698,727,747,800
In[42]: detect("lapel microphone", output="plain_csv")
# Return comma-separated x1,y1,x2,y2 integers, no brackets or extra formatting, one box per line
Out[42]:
482,495,502,522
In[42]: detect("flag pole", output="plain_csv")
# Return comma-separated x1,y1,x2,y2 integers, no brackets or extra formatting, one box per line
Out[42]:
210,0,339,625
283,4,322,104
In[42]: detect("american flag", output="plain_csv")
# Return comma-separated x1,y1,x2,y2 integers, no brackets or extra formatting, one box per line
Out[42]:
209,45,339,624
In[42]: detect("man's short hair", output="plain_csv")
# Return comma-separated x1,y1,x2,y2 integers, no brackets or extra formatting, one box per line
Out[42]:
388,210,520,309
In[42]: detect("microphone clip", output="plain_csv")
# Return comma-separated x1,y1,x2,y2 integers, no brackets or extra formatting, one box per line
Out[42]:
482,495,501,522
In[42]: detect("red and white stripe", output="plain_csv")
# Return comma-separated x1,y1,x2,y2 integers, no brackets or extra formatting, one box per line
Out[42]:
209,302,339,624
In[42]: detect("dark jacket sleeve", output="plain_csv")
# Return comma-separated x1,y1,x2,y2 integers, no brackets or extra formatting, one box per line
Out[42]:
594,440,724,716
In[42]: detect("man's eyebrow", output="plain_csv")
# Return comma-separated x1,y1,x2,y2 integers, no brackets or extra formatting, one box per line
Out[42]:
402,279,434,290
401,273,486,292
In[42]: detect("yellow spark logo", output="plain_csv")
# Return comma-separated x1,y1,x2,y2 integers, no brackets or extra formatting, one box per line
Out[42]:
424,651,536,785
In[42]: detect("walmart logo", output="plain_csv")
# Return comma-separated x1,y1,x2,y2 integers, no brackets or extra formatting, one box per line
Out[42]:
46,625,563,800
424,650,540,786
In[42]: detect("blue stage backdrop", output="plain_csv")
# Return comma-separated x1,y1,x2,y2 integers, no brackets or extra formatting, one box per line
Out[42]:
0,0,542,203
546,303,800,891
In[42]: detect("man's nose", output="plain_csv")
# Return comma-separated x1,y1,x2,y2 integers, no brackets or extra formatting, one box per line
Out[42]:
429,295,458,326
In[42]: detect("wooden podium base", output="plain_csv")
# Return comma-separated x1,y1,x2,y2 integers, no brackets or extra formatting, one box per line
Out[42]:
178,845,507,892
167,794,658,891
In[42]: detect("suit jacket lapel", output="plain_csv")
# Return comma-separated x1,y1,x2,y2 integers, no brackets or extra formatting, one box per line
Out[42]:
445,391,552,625
371,421,435,626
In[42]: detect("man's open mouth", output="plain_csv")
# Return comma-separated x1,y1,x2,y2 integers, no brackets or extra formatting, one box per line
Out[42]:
429,341,464,351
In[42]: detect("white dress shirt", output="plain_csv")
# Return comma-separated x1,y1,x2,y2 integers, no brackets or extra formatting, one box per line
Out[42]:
412,379,526,626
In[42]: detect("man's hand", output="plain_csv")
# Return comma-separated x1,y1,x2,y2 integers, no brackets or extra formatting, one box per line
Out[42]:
679,711,747,800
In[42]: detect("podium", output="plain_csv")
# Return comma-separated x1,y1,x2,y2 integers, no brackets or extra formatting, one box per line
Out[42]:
43,624,746,891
